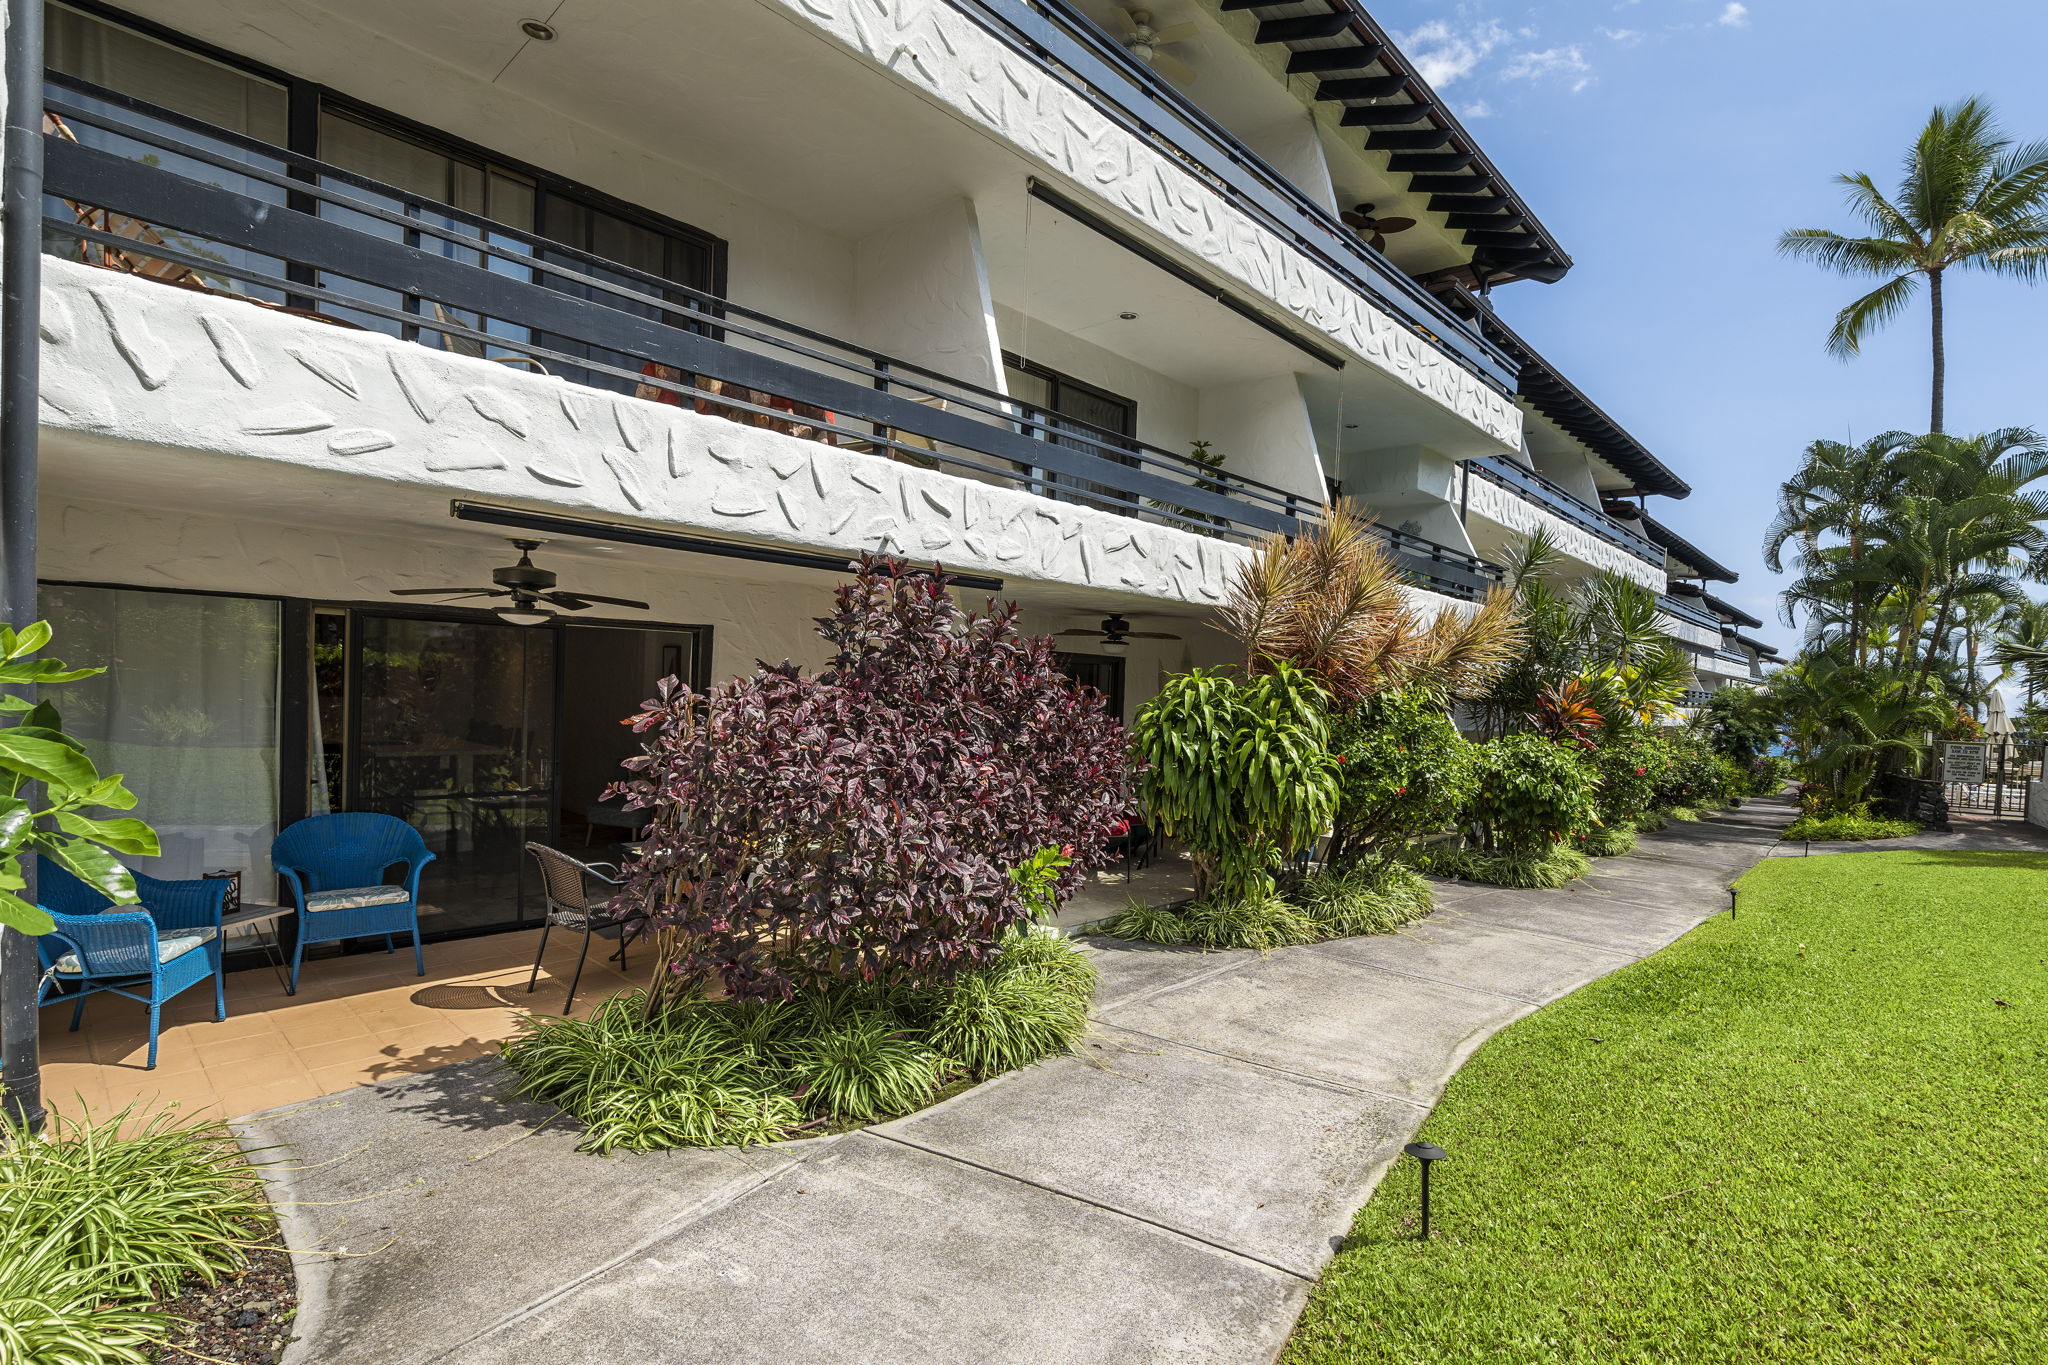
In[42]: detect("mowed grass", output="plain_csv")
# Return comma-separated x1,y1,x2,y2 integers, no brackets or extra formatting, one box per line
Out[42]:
1285,850,2048,1364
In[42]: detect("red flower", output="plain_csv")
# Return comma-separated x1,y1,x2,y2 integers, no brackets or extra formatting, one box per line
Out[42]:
1335,755,1348,763
1396,786,1408,795
1635,766,1647,776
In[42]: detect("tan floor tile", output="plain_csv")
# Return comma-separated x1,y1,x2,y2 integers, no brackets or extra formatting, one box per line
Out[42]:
184,1031,296,1069
217,1077,322,1121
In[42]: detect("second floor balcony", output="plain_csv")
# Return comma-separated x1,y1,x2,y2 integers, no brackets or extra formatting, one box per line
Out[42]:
37,67,1510,604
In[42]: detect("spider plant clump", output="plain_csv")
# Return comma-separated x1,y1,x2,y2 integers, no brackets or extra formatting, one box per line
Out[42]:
1294,863,1434,937
1583,822,1639,858
504,932,1100,1151
1414,843,1594,890
0,1104,277,1364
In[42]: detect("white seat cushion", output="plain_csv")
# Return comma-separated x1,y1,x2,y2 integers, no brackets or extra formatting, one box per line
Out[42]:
304,885,412,913
51,926,216,975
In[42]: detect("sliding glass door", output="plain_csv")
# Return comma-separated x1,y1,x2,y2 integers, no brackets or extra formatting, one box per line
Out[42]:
345,614,555,935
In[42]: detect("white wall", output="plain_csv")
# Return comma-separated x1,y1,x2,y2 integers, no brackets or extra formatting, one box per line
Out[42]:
853,196,1005,395
1195,374,1325,503
994,306,1199,457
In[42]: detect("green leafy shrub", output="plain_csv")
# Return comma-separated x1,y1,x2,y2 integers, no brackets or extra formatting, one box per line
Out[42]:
1747,754,1795,796
924,932,1096,1074
1412,842,1594,889
503,930,1097,1151
1468,733,1600,852
1634,809,1669,833
1294,862,1434,936
0,1104,272,1365
1655,733,1744,810
1782,809,1918,842
1583,822,1639,857
1325,691,1478,866
1132,663,1337,901
0,1217,163,1365
1587,731,1674,827
785,1021,945,1122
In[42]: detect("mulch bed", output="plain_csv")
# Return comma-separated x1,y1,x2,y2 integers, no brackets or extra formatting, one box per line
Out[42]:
153,1230,300,1365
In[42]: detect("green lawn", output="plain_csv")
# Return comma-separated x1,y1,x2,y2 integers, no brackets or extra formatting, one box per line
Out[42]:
1285,850,2048,1364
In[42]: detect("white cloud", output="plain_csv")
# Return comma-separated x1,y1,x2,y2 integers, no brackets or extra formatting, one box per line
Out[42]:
1502,45,1593,92
1461,99,1494,118
1598,26,1644,45
1396,18,1512,89
1718,2,1750,26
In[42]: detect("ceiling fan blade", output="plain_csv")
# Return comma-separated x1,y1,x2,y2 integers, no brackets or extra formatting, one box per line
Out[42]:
1054,628,1107,637
1151,21,1199,43
555,591,653,610
1110,6,1140,36
1151,51,1198,83
1340,210,1371,229
1128,631,1183,639
542,593,595,611
1376,216,1418,234
1368,232,1387,252
390,587,504,596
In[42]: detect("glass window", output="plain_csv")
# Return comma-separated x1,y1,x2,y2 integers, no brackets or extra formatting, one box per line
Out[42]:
48,3,287,144
39,584,283,886
1003,357,1139,510
45,4,292,298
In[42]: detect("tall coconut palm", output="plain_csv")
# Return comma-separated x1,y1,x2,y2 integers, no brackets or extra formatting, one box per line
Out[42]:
1764,432,1912,664
1779,98,2048,433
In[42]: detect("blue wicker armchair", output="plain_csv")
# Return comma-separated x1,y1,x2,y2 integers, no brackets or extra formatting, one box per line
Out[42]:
36,861,229,1070
271,813,435,991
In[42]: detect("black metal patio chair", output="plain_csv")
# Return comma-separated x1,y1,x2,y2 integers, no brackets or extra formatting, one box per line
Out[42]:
523,843,634,1015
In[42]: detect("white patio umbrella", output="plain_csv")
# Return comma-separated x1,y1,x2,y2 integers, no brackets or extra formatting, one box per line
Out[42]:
1987,690,2013,739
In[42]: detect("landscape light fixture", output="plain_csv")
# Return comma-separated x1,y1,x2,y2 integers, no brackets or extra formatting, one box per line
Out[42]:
1727,887,1738,919
1403,1141,1447,1240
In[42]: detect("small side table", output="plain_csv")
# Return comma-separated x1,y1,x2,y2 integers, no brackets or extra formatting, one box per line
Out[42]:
221,901,296,997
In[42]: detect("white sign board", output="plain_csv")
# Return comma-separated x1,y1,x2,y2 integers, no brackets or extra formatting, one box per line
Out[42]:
1943,742,1989,783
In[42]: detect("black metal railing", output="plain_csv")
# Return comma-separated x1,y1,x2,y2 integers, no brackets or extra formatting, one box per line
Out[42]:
39,76,1511,598
1657,593,1723,632
1466,457,1662,565
956,0,1521,392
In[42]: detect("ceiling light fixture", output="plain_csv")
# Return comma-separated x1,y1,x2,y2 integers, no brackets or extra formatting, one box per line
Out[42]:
496,606,555,627
1118,311,1139,320
519,19,557,41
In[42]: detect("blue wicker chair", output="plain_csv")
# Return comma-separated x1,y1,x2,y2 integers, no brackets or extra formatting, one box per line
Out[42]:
272,814,436,991
35,861,229,1070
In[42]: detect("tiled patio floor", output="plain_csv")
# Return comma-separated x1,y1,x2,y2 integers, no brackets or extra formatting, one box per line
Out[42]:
37,855,1199,1123
39,927,637,1122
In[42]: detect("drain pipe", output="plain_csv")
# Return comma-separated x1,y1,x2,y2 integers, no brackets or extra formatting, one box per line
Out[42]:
0,0,46,1132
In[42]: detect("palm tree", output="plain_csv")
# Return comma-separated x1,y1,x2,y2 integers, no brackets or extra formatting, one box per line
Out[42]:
1779,98,2048,433
1764,432,1912,664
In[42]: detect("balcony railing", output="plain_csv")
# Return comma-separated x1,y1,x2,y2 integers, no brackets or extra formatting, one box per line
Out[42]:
1657,593,1724,632
1678,689,1714,709
954,0,1522,393
39,76,1510,600
1467,458,1663,566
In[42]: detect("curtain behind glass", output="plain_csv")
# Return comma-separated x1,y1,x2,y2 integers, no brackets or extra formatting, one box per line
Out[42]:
40,585,283,887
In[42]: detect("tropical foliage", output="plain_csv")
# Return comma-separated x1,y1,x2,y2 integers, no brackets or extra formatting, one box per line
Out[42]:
0,1104,273,1364
1779,97,2048,433
607,557,1127,1003
1131,662,1337,902
1781,808,1918,842
1323,689,1478,869
501,930,1097,1151
0,622,162,936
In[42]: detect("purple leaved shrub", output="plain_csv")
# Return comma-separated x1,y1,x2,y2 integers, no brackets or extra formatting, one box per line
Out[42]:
607,556,1130,1002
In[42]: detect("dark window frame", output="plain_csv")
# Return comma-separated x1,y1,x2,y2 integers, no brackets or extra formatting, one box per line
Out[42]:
47,0,729,301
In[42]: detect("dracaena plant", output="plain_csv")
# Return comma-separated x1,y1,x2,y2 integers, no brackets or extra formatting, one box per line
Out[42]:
0,622,159,935
606,557,1128,1004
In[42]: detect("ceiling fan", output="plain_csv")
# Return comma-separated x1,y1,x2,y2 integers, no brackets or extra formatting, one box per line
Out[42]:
1340,202,1418,253
1056,613,1181,655
1110,8,1200,83
390,539,650,626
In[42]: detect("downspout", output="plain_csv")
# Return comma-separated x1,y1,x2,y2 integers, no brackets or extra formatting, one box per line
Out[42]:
0,0,45,1132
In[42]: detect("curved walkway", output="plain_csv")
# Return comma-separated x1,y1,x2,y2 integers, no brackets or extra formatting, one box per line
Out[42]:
250,802,1792,1365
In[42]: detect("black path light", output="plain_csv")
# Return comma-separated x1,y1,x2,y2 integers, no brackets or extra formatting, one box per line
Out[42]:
1403,1141,1447,1240
1728,886,1738,919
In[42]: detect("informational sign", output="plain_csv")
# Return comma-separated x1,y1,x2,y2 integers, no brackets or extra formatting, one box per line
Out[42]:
1943,741,1989,784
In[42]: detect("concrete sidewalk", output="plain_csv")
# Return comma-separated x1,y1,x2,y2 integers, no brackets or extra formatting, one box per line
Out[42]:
249,802,1793,1365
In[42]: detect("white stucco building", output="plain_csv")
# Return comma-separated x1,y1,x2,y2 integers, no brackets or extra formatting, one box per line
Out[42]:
5,0,1748,935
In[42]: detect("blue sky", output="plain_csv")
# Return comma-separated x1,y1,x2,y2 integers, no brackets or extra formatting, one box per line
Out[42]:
1375,0,2048,654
